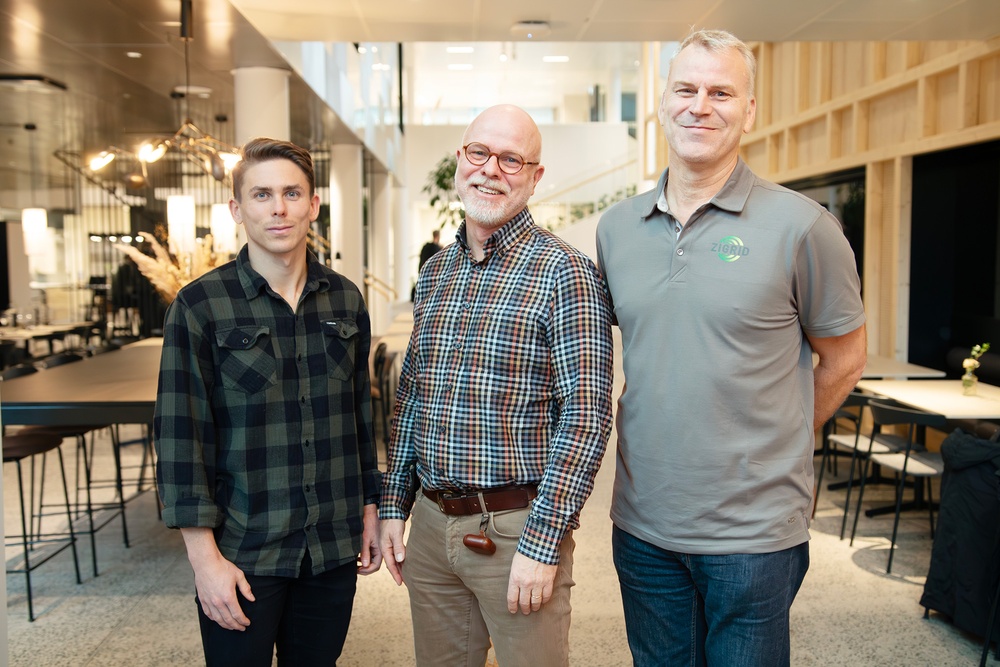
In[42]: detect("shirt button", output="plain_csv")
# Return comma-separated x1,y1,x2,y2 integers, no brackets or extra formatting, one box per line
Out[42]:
297,353,302,361
454,342,463,350
304,440,310,447
300,396,306,404
676,248,684,256
305,484,311,492
438,426,446,434
242,337,249,344
463,302,471,310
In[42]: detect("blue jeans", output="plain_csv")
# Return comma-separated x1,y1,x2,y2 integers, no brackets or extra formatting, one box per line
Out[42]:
612,526,809,667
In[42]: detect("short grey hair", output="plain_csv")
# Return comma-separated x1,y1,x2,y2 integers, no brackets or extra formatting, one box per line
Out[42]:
671,29,757,98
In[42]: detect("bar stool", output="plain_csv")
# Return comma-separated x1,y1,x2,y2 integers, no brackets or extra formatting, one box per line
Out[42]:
4,358,126,577
3,431,82,621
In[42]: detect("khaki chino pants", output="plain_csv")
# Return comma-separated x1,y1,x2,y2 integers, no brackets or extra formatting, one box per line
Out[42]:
406,492,575,667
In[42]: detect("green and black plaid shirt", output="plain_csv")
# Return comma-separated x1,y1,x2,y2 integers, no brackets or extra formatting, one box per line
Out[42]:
154,246,380,577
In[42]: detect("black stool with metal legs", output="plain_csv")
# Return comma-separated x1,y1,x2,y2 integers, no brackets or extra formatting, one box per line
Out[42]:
24,424,125,577
3,432,82,621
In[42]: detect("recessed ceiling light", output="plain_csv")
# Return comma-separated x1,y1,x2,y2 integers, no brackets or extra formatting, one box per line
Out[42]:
447,64,473,71
447,46,474,54
499,53,508,62
511,20,551,39
542,55,569,63
126,51,142,59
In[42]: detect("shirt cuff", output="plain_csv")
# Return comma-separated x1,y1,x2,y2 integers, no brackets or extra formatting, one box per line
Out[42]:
516,513,566,565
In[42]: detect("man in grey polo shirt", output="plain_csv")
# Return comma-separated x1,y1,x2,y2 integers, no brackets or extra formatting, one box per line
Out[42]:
596,29,866,666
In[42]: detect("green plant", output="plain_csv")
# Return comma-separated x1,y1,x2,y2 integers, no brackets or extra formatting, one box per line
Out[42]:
422,153,464,229
964,342,991,371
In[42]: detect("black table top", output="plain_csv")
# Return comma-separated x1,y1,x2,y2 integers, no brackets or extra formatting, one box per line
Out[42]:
0,339,161,426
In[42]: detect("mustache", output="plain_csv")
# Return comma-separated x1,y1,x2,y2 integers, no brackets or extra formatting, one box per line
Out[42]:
465,174,511,194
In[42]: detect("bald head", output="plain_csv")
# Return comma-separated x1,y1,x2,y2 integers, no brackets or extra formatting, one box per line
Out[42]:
462,104,542,163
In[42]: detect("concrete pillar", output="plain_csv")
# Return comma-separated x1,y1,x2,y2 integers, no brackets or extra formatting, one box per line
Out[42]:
233,67,291,144
329,144,364,291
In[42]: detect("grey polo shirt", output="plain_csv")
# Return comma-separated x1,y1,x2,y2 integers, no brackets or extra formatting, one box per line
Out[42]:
596,159,865,555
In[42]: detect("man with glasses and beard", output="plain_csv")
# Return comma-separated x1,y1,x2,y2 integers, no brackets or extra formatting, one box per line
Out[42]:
379,104,614,667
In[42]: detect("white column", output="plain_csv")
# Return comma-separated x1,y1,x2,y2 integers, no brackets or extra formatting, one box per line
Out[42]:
233,67,291,144
329,144,364,290
393,184,411,310
370,171,392,334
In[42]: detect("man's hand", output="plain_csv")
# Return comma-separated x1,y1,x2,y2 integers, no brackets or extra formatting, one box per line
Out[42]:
358,503,383,575
379,518,407,586
182,527,254,631
507,551,558,615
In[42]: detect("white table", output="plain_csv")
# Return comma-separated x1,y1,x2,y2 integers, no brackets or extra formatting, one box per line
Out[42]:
862,355,946,379
854,379,1000,419
813,353,946,379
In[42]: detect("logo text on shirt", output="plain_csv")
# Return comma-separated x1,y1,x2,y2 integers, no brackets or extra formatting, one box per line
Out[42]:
712,236,750,262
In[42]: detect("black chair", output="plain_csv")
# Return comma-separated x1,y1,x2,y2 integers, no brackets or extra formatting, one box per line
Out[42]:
822,393,908,540
0,339,23,369
815,391,867,519
2,363,40,381
369,341,390,461
3,432,82,621
34,351,85,369
850,399,947,574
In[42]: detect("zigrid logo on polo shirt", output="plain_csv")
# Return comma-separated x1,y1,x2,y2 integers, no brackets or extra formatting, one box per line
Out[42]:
711,235,750,262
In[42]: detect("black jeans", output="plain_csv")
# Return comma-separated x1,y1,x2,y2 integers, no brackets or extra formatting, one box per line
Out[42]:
197,553,358,667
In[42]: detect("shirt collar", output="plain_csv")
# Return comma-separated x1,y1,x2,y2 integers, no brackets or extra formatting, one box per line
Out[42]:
235,245,330,300
456,208,536,262
642,158,755,221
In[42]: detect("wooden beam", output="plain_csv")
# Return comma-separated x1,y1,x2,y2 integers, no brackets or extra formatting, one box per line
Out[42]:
918,76,938,138
959,60,981,129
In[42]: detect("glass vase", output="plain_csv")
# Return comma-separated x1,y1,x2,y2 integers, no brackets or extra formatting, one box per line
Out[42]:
962,370,978,396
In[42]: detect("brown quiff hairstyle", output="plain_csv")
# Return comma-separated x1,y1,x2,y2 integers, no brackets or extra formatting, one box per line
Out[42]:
230,137,316,202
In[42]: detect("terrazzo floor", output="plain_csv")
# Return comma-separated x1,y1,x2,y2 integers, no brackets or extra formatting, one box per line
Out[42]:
3,334,995,665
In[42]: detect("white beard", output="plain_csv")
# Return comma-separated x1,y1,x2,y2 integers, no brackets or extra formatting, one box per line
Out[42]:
458,174,531,229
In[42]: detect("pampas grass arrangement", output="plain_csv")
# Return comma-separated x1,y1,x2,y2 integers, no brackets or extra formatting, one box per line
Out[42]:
114,234,223,303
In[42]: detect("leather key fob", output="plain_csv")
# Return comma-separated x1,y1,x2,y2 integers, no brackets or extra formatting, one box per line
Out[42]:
463,533,497,555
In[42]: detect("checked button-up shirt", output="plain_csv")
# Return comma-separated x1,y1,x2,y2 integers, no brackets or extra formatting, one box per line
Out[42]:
155,247,380,577
380,209,614,565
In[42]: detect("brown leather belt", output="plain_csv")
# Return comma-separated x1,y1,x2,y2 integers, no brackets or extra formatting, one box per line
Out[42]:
422,484,538,516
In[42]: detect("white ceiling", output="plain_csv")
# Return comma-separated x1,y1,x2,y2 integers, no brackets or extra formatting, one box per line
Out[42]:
232,0,1000,123
232,0,1000,42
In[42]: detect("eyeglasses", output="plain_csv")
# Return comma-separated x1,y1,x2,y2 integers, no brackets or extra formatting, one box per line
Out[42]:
462,143,539,175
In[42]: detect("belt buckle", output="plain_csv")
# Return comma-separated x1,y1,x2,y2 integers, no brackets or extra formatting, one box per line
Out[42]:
437,490,461,513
